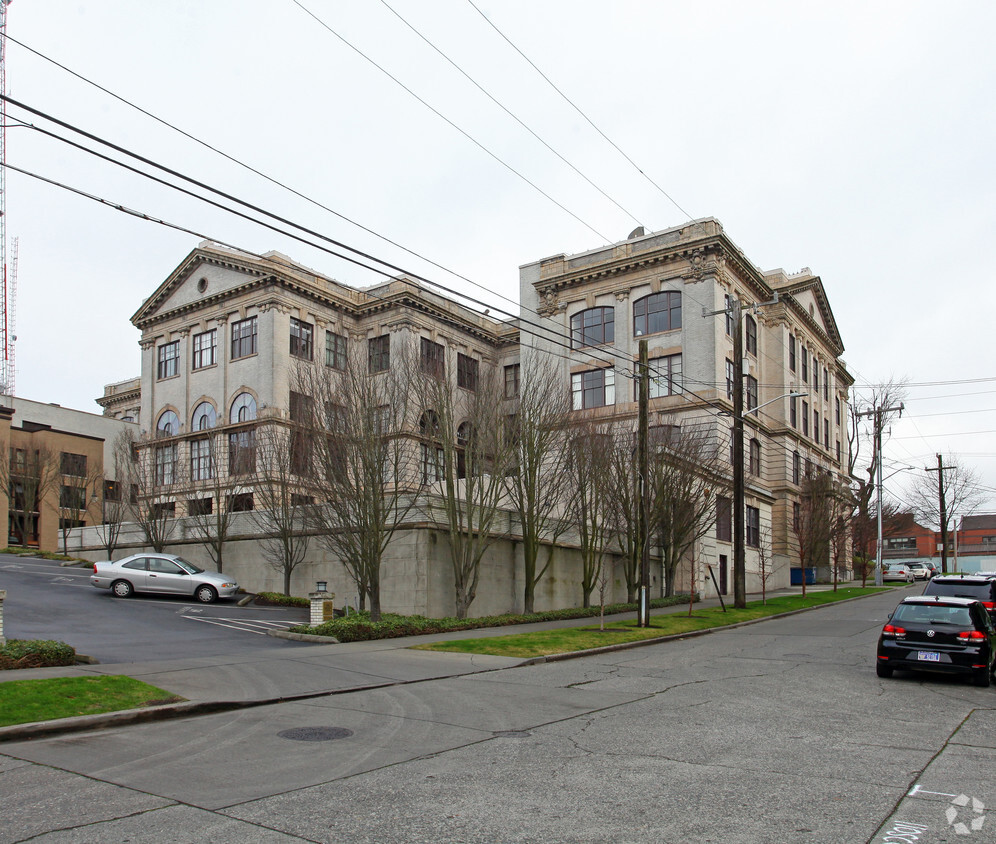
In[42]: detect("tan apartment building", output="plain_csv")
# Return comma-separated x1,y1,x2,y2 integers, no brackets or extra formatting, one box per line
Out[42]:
78,220,852,611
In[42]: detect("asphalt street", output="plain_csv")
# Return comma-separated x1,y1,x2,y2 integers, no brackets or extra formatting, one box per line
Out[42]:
1,585,993,843
0,555,311,662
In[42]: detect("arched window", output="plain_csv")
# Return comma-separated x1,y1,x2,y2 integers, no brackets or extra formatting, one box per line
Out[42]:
192,401,217,431
571,307,614,349
230,393,257,424
749,439,761,476
633,291,681,336
156,409,179,438
745,315,758,355
419,410,440,440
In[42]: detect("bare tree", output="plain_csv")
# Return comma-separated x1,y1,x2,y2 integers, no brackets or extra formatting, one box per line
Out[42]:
606,426,641,602
93,477,126,559
184,429,238,573
250,421,312,596
828,481,854,591
421,362,516,619
565,423,614,608
650,421,728,598
502,358,575,614
0,443,61,549
57,457,104,555
793,473,835,598
906,455,985,570
117,430,182,553
297,347,421,621
755,525,780,604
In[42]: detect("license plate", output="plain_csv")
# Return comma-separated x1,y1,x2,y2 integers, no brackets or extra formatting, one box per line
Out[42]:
917,651,940,662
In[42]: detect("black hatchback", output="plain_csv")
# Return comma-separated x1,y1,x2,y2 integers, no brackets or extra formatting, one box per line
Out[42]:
877,596,996,686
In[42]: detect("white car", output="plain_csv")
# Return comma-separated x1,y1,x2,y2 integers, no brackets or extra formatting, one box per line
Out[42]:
91,553,238,603
882,564,915,583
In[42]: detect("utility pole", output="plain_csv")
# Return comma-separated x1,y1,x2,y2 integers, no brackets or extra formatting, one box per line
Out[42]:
636,338,650,627
703,292,777,609
926,454,954,573
856,401,904,586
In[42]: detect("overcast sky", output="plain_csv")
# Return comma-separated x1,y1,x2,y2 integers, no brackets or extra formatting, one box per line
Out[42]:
7,1,996,520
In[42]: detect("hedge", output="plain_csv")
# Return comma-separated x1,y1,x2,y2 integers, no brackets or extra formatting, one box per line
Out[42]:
0,639,76,670
293,594,696,643
254,591,310,608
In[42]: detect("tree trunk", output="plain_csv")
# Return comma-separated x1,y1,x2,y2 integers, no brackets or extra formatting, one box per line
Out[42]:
283,568,292,597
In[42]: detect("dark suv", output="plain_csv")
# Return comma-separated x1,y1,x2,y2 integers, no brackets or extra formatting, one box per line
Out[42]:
922,575,996,621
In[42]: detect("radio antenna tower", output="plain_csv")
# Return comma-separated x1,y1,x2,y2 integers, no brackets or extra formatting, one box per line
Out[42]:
0,0,13,396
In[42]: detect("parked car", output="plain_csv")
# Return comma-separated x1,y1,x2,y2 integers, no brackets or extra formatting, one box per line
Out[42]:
882,564,914,583
877,596,996,686
922,575,996,622
91,553,239,603
906,562,931,581
923,562,941,578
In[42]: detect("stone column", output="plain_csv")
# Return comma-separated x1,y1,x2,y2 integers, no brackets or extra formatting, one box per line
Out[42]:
309,590,335,626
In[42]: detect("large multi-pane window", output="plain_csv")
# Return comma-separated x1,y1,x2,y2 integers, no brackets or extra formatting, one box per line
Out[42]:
823,367,829,401
824,419,830,449
192,329,217,370
571,307,614,348
746,506,761,548
457,353,478,391
228,430,256,475
641,354,682,398
157,409,179,437
190,438,213,481
325,331,347,370
504,364,520,398
801,400,810,436
61,452,87,477
835,397,842,426
192,401,216,431
812,363,819,394
368,335,390,373
231,317,257,359
790,395,798,428
724,294,733,336
745,375,758,412
749,439,761,476
157,341,179,379
290,318,313,360
154,443,177,485
633,291,681,336
792,451,801,484
801,347,809,382
745,315,757,355
726,359,735,400
230,393,257,423
572,368,615,410
814,410,820,444
421,444,444,484
421,338,445,379
716,496,732,542
789,335,796,372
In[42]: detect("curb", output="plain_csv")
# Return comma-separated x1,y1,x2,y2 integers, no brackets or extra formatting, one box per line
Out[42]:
1,588,891,742
268,630,339,643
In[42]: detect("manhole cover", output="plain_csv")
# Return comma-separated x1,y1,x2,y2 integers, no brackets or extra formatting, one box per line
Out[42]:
278,726,353,742
492,730,531,738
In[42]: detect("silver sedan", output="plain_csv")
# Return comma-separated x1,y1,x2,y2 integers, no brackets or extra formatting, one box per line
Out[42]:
91,553,239,603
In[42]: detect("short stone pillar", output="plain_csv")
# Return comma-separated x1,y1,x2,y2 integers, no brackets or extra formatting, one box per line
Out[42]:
309,590,335,626
0,589,6,647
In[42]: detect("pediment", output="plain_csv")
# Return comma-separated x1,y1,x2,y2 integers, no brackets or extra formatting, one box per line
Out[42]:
781,276,843,353
132,244,270,327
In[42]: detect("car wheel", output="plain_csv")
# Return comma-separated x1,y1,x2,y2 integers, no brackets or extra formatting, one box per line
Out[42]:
876,662,893,678
973,668,991,688
195,585,217,604
111,579,134,598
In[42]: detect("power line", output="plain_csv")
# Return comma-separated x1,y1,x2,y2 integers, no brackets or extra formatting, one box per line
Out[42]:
288,0,611,243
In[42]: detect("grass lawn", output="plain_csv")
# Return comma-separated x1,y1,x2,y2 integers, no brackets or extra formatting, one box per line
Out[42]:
0,676,184,728
413,587,889,659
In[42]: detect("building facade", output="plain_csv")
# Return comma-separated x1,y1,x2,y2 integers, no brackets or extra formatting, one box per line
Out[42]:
77,220,853,612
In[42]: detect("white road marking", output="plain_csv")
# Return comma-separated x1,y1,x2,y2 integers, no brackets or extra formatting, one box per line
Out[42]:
181,615,300,635
909,786,958,798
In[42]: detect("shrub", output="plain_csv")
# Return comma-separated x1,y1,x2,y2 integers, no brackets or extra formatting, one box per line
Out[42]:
254,591,310,608
0,639,76,670
293,594,695,642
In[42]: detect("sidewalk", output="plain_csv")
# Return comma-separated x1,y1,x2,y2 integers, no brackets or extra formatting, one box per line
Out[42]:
0,582,892,742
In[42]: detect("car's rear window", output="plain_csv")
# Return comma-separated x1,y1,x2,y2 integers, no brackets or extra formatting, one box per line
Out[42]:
924,582,991,601
894,604,973,626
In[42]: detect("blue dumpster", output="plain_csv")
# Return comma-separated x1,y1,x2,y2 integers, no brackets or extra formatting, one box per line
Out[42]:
790,567,815,585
